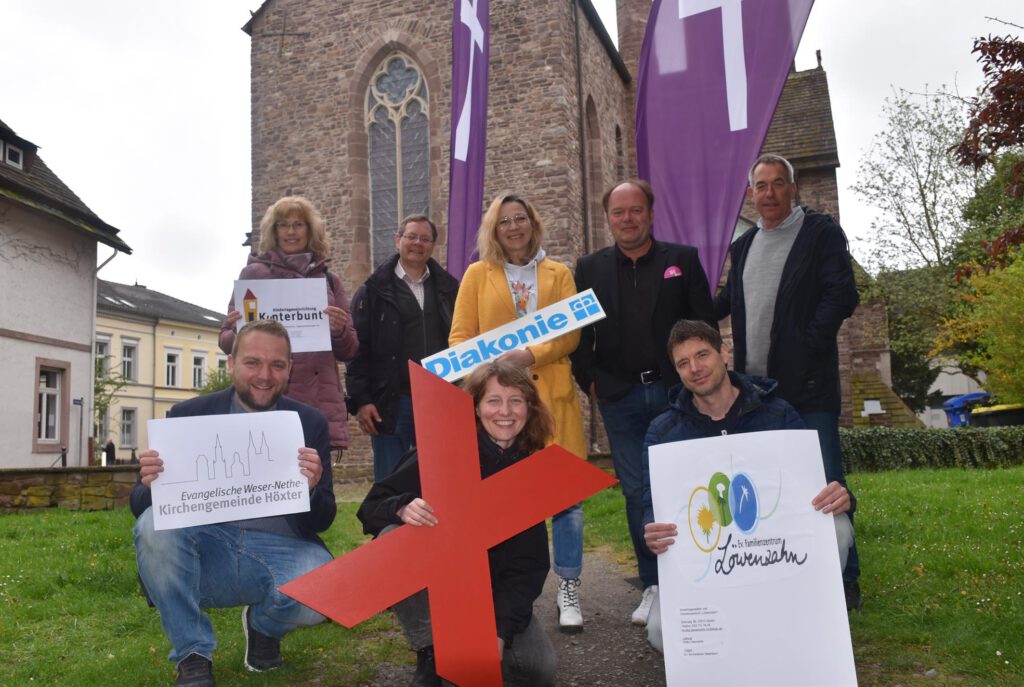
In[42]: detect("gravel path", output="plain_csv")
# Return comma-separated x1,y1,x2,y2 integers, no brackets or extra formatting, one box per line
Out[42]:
363,547,668,686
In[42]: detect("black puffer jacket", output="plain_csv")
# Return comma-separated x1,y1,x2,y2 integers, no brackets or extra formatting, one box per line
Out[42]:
357,432,549,643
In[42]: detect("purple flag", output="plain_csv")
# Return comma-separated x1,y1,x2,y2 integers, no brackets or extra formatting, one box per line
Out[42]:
446,0,490,279
636,0,815,290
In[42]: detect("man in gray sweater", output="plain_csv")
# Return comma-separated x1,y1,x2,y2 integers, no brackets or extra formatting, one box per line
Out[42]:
714,154,862,610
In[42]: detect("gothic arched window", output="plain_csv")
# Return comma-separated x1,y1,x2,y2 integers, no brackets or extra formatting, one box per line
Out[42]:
366,52,430,266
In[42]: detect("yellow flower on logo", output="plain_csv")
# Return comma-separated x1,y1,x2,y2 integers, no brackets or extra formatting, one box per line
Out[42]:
697,503,716,542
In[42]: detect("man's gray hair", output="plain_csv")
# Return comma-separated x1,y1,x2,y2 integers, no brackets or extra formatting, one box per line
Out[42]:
748,154,795,186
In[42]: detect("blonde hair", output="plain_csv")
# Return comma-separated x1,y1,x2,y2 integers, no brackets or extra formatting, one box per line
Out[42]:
257,196,329,257
476,193,544,265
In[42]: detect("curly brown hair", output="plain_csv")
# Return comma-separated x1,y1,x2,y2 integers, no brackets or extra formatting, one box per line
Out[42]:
462,360,554,454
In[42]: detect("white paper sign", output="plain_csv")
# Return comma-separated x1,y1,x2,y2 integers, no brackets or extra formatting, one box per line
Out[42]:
148,412,311,530
421,289,606,382
649,430,857,687
234,278,331,353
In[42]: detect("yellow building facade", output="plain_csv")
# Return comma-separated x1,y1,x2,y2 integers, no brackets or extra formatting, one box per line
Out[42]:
95,280,226,461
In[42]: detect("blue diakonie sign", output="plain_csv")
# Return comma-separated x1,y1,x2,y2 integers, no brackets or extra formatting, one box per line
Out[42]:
421,289,605,382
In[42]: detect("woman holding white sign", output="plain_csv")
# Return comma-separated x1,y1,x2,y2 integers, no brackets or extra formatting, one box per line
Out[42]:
220,196,359,454
449,193,588,632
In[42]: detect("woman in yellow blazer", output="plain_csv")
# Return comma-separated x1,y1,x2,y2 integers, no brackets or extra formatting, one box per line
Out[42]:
450,192,588,632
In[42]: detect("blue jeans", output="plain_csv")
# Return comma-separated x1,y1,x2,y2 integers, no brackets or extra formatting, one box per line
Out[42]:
371,395,416,481
551,502,583,579
598,381,669,588
801,411,860,583
133,508,332,666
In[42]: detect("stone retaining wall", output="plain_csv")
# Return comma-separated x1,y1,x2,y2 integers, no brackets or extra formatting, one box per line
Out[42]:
0,466,139,512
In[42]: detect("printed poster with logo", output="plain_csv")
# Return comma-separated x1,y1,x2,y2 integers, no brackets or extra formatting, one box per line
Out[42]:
234,278,331,353
147,412,310,531
649,429,856,686
421,288,605,382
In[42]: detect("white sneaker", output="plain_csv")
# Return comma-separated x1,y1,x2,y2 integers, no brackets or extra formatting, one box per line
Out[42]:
631,585,658,626
556,576,583,632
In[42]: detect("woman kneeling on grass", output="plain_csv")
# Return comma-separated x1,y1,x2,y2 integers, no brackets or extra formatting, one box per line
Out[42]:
357,360,557,687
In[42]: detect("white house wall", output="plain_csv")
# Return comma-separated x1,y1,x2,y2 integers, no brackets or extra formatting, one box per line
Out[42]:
0,204,97,467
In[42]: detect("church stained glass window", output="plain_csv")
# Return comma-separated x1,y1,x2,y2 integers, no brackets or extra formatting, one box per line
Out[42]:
366,52,430,266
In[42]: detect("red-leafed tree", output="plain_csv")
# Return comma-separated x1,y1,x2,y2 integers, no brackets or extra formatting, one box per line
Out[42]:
953,26,1024,273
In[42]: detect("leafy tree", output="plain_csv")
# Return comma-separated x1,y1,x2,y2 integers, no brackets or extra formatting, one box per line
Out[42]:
953,29,1024,271
93,355,127,461
856,86,985,272
199,366,233,395
955,151,1024,269
937,252,1024,403
934,29,1024,395
873,267,950,412
855,86,987,406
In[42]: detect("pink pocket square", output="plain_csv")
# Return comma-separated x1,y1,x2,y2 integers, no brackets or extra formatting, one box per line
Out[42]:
663,265,683,279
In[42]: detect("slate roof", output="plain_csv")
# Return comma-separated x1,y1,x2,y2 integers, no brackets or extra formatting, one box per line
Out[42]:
97,280,225,328
762,64,840,170
0,118,131,253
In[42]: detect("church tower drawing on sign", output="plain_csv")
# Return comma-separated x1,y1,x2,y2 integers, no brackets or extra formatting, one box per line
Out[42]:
176,431,273,484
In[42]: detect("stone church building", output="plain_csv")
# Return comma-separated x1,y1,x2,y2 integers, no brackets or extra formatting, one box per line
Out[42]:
242,1,909,466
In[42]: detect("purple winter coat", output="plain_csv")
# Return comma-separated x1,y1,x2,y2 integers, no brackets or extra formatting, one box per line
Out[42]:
220,250,359,448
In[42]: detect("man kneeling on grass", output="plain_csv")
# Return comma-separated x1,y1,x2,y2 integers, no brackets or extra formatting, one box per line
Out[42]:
130,320,336,686
640,320,854,652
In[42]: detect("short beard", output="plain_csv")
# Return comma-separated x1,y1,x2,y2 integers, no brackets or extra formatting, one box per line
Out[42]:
236,388,282,412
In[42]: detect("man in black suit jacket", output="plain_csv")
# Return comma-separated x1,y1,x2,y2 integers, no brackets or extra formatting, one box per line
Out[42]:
130,320,335,687
571,179,716,627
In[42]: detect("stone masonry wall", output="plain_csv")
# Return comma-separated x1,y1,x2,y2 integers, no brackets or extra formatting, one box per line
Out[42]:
249,0,634,467
248,2,884,462
0,467,138,511
579,2,634,251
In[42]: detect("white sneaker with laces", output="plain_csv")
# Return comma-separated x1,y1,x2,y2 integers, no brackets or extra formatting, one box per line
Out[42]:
631,584,658,626
556,576,583,632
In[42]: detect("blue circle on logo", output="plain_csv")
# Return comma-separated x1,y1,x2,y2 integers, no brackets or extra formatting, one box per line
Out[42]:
728,472,759,533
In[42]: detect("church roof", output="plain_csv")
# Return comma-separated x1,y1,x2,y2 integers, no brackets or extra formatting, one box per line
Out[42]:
97,280,225,328
0,118,131,253
762,64,840,171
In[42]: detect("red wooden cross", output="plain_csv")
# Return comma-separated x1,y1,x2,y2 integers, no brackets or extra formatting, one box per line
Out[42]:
281,363,616,686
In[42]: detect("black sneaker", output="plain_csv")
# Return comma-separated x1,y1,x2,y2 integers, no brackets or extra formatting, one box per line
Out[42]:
175,653,214,687
844,581,863,611
242,606,283,671
410,645,442,687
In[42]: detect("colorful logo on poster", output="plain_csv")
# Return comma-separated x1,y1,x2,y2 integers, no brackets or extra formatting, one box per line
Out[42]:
686,470,774,553
243,289,259,322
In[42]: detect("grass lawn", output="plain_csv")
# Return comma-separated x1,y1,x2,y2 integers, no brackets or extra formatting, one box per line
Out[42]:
584,465,1024,686
0,501,407,686
1,466,1021,686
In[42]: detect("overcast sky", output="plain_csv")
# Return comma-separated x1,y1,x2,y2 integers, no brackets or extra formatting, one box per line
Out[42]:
2,1,1019,313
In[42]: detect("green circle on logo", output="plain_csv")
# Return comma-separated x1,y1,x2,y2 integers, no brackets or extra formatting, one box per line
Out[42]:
708,471,732,527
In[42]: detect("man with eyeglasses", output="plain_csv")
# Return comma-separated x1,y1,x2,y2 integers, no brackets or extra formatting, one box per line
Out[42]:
346,215,459,480
570,179,716,627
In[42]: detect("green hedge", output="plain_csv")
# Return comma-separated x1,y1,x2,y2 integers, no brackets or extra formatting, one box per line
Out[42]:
840,426,1024,472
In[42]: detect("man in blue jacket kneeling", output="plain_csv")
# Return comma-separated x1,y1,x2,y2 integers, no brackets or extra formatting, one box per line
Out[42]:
130,320,335,686
640,320,854,652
